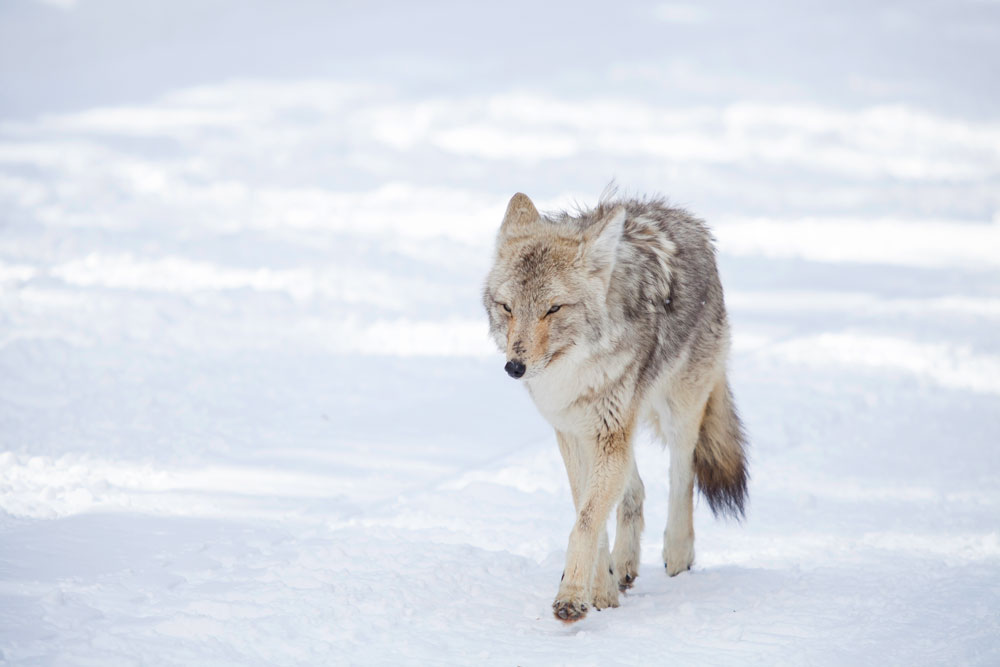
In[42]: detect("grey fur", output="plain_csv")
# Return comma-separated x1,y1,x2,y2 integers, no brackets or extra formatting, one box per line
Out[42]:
553,195,726,391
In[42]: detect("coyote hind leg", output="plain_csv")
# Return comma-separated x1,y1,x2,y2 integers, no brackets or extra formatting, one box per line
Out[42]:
612,459,644,591
655,404,701,577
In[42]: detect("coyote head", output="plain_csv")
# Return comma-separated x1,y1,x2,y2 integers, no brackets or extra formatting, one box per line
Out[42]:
483,192,625,380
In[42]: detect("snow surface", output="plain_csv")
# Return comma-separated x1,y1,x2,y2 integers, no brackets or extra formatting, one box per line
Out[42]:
1,1,999,664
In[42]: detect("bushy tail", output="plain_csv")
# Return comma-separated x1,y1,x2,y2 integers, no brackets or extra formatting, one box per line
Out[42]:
694,378,748,520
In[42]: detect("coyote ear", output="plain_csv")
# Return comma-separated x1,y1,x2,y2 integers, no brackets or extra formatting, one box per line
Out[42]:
499,192,540,238
584,206,626,279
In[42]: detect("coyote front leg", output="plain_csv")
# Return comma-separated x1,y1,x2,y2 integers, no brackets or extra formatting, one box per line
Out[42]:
556,431,619,614
553,423,633,623
612,459,644,591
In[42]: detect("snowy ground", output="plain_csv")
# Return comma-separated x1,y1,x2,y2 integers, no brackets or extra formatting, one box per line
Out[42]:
1,1,999,664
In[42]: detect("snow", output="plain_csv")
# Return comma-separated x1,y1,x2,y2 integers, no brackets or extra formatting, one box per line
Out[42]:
1,0,999,664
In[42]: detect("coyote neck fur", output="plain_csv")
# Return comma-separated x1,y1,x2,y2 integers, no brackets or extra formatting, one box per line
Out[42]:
525,335,647,437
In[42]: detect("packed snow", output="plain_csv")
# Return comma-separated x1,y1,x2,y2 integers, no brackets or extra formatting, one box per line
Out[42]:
1,1,998,664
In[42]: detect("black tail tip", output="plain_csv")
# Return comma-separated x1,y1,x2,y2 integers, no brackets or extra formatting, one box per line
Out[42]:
699,467,749,522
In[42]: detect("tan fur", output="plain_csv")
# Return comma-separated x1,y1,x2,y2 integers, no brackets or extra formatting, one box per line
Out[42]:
693,377,748,518
484,191,748,623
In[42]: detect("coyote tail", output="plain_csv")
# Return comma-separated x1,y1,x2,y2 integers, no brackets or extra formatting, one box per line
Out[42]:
693,379,748,520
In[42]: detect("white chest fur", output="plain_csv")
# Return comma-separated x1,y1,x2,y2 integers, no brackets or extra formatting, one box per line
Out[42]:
525,347,630,436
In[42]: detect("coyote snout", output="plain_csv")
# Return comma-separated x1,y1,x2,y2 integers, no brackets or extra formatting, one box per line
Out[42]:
504,359,526,378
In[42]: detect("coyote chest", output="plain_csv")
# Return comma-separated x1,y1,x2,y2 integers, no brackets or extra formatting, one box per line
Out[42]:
526,348,633,436
526,359,599,435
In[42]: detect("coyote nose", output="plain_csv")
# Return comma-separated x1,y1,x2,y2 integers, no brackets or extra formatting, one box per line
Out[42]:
504,360,526,379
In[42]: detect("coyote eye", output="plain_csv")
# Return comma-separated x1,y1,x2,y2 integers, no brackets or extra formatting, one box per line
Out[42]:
546,305,561,315
500,303,511,314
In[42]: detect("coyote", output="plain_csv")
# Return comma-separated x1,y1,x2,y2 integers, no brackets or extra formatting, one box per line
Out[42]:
483,189,748,623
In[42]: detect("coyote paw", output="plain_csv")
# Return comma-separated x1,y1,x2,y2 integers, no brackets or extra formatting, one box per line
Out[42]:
553,598,589,623
664,538,694,577
592,567,620,610
664,560,691,576
592,588,620,610
618,571,638,591
613,554,640,591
